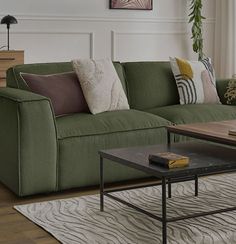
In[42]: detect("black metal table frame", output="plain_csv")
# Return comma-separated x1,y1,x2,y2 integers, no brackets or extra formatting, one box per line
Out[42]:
99,131,236,244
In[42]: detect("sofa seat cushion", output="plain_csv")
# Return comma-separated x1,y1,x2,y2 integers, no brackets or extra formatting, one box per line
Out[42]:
56,109,170,139
58,126,169,190
146,104,236,124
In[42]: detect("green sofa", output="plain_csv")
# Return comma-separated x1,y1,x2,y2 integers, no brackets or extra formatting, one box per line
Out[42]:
0,61,235,196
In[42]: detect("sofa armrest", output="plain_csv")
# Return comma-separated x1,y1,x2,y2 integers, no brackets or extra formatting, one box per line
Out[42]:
216,79,236,105
0,88,57,196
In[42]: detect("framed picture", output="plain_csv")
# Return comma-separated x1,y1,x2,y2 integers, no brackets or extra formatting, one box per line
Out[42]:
110,0,153,10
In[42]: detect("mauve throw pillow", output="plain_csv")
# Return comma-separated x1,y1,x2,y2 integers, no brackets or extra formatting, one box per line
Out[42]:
20,72,89,116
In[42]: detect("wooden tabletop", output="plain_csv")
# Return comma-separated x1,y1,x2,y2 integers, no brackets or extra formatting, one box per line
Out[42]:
167,120,236,146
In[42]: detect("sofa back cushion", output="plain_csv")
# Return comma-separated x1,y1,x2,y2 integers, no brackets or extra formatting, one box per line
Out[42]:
6,62,128,95
122,62,180,110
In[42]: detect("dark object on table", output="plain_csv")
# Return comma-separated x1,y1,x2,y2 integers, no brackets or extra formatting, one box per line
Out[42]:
149,152,189,169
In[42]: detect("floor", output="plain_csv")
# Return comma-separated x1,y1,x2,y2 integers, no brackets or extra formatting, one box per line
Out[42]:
0,183,98,244
0,178,156,244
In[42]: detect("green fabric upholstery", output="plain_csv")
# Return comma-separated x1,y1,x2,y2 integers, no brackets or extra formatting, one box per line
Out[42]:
216,79,236,105
0,87,51,102
0,88,57,196
146,104,236,125
113,62,128,95
6,62,128,95
58,126,168,190
56,109,170,139
56,110,170,189
123,62,180,110
146,104,236,143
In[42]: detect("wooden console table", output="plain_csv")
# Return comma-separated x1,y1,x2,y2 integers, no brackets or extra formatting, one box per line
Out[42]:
0,50,24,87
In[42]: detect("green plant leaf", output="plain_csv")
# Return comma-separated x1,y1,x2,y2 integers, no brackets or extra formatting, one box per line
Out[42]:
188,0,205,58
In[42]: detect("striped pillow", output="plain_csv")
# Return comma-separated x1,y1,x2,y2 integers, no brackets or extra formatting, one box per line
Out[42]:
170,57,221,105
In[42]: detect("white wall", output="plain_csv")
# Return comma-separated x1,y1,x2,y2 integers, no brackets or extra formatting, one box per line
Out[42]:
0,0,216,64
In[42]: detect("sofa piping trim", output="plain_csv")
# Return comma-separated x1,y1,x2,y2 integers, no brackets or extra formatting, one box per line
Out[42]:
0,93,50,103
57,124,171,141
48,101,60,191
16,103,22,196
12,67,21,89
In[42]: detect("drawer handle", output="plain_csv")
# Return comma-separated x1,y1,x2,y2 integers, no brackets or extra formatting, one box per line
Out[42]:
0,77,6,80
0,58,15,61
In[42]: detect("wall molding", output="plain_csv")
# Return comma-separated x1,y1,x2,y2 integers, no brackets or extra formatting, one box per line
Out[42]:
0,13,216,24
111,30,189,60
0,30,95,59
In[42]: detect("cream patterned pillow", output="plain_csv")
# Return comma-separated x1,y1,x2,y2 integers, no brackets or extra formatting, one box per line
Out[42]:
72,59,129,114
170,57,221,104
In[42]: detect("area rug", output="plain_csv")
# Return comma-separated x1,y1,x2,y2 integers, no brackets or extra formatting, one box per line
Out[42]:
15,173,236,244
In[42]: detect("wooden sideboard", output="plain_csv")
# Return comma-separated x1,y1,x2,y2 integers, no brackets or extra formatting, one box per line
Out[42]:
0,50,24,87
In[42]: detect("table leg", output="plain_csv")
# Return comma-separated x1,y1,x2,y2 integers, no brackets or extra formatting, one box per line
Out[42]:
168,179,171,198
167,130,171,147
100,156,104,212
162,177,167,244
195,175,198,197
167,130,171,199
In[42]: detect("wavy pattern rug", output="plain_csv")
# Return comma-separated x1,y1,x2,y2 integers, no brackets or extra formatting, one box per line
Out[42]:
15,173,236,244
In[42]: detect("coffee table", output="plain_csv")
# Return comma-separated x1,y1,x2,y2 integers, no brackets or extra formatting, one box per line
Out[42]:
166,120,236,146
99,120,236,244
99,142,236,244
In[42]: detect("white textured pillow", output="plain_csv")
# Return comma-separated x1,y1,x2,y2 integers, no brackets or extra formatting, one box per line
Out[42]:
170,57,221,105
72,59,129,114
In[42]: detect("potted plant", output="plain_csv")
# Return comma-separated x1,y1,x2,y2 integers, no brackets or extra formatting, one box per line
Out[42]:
188,0,205,60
